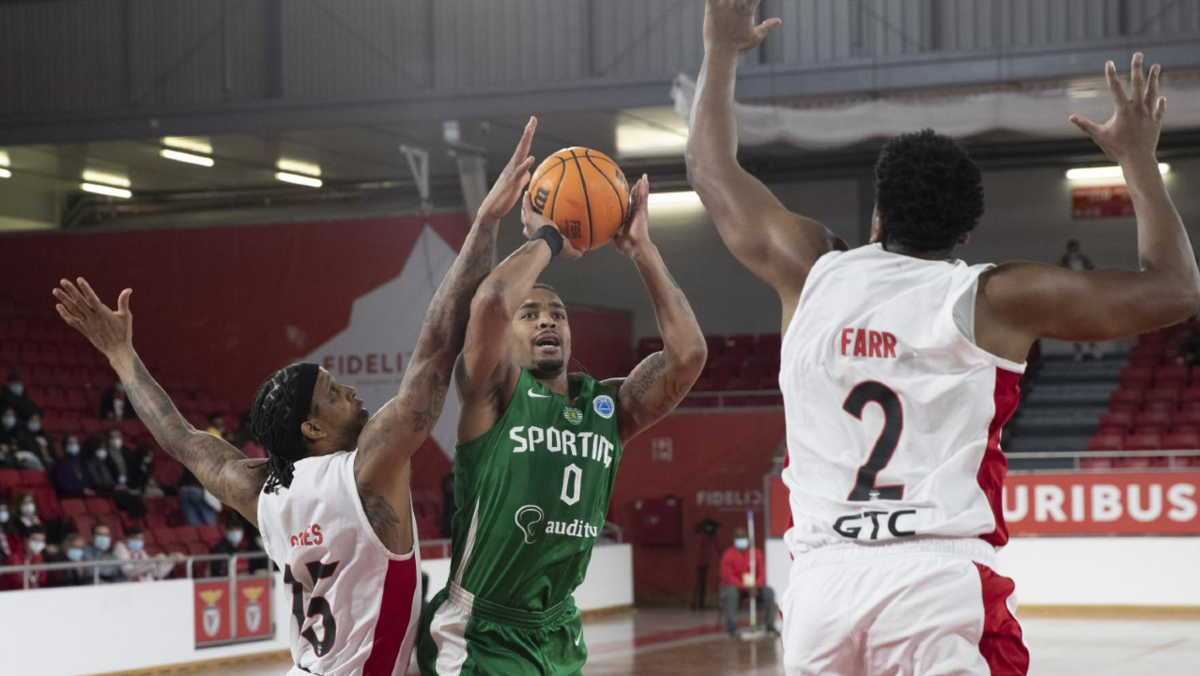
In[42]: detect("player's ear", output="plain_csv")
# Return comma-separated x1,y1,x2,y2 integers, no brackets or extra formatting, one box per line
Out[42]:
958,232,971,246
301,419,326,441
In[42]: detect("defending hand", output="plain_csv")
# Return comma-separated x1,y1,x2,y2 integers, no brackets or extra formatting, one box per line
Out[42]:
703,0,781,55
477,117,539,226
53,278,134,361
1070,53,1165,165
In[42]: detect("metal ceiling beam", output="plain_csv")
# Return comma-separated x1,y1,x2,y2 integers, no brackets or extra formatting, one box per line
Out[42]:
0,38,1197,146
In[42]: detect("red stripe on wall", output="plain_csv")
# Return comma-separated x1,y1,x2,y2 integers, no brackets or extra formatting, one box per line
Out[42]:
973,563,1030,676
978,368,1022,547
362,557,419,676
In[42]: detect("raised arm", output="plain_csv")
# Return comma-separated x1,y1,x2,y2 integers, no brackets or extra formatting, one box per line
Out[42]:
354,118,539,492
455,198,581,414
976,55,1200,363
686,0,839,327
53,279,266,526
605,177,707,444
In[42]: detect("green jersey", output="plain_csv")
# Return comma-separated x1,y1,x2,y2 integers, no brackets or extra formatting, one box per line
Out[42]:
447,369,622,612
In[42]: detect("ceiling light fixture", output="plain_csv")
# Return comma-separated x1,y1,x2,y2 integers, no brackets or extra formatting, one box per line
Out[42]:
275,171,323,188
81,182,132,198
162,137,213,154
160,148,215,167
648,191,702,206
81,169,131,188
0,168,11,179
276,158,321,177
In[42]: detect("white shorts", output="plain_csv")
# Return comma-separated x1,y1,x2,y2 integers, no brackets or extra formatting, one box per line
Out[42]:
779,538,1029,676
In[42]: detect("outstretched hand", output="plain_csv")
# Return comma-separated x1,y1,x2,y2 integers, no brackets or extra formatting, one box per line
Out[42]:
53,278,134,360
477,116,539,226
520,193,583,259
703,0,781,55
614,174,653,258
1070,53,1165,164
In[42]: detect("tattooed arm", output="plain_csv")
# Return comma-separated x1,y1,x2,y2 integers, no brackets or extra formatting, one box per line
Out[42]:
605,177,707,444
353,119,543,517
53,279,267,527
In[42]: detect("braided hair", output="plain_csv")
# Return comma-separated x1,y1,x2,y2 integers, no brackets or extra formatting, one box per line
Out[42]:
251,363,320,494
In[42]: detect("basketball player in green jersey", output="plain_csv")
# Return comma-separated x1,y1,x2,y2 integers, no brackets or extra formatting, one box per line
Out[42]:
417,175,707,676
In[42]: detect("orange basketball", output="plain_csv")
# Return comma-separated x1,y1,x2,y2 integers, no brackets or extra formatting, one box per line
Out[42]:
528,147,630,252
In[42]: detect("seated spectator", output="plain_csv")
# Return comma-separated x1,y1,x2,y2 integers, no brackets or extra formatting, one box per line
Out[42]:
52,435,95,497
114,526,177,582
83,524,124,583
719,527,778,637
125,443,155,493
0,407,18,448
1,525,47,590
47,533,93,587
1,373,41,421
179,468,217,527
0,502,20,558
104,429,132,486
11,413,53,470
247,528,271,574
85,443,119,495
100,378,136,421
12,491,44,539
0,442,17,470
205,412,227,440
209,519,249,578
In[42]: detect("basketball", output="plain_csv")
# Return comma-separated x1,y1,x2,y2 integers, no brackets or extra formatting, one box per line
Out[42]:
528,147,631,252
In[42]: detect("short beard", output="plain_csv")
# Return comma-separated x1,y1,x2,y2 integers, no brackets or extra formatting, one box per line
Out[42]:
531,357,565,378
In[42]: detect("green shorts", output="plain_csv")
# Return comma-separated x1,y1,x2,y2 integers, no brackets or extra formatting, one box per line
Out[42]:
416,583,586,676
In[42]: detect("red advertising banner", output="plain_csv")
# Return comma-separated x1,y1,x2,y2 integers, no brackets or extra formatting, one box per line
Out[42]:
1071,185,1134,220
1004,472,1200,536
193,581,232,646
236,578,273,640
194,577,273,647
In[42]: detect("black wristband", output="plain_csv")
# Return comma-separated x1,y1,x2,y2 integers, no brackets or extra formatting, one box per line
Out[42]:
534,225,564,258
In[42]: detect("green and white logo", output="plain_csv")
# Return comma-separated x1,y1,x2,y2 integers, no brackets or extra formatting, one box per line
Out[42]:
563,407,584,425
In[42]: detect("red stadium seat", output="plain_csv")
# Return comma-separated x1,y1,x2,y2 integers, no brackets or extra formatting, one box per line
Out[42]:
1079,458,1114,470
197,525,222,546
86,497,115,515
153,527,180,545
1144,387,1181,408
34,488,61,520
145,512,169,529
1123,433,1162,450
1163,433,1200,450
1119,366,1155,388
1109,389,1144,411
1087,435,1123,452
17,469,45,487
1155,364,1191,386
1134,410,1172,433
1098,410,1134,431
73,515,96,536
61,498,88,518
175,526,200,544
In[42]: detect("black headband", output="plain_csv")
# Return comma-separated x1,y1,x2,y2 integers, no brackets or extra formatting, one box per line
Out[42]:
281,362,320,457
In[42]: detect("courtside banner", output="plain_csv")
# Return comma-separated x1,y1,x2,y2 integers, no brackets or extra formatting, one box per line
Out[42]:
194,581,233,646
1003,472,1200,536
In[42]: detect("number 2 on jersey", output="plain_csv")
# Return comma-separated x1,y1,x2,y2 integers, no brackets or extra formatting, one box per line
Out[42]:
843,381,905,501
284,561,340,656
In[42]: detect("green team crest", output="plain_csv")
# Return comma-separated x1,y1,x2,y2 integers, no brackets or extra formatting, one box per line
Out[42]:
563,406,583,425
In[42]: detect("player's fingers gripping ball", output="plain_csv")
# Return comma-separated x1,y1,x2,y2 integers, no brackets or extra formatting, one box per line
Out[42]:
528,148,631,252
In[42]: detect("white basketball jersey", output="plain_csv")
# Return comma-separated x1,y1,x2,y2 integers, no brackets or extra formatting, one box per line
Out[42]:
780,244,1025,556
258,450,420,676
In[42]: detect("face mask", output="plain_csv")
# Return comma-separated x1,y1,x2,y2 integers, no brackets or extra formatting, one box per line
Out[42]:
20,503,36,517
113,400,125,414
27,421,41,433
66,443,81,456
114,383,124,393
734,538,750,550
128,539,145,552
66,547,85,562
226,530,244,547
1,416,14,430
8,383,23,397
142,455,153,465
255,537,264,549
94,535,111,551
28,540,45,556
110,437,123,450
0,509,8,523
96,449,109,461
